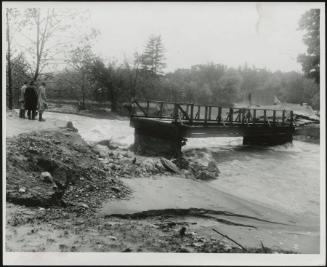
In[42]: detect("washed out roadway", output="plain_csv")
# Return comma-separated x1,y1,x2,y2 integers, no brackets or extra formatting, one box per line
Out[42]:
100,176,319,253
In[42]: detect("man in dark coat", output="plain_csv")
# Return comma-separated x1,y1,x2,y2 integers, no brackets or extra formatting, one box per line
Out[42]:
24,81,38,120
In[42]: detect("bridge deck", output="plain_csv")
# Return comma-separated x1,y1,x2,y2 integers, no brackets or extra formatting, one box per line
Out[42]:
131,116,294,139
130,100,294,137
131,100,294,124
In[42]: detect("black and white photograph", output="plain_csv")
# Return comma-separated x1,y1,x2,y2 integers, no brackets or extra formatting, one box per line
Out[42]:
2,1,326,265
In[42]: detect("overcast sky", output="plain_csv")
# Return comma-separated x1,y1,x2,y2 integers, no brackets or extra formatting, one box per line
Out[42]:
4,2,323,73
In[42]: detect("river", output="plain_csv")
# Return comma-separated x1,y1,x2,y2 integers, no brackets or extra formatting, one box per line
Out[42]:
37,112,320,221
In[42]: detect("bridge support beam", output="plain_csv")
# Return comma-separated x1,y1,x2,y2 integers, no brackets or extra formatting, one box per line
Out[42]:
134,133,184,157
132,124,186,158
243,133,293,146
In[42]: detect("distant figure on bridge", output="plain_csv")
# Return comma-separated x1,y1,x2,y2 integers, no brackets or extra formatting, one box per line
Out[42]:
24,81,38,120
19,81,28,119
37,82,48,122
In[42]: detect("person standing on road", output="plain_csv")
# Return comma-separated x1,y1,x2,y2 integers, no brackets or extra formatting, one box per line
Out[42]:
37,82,48,122
24,81,38,120
19,81,28,118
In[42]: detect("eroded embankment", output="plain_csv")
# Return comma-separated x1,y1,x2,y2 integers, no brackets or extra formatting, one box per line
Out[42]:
105,207,289,228
6,127,130,211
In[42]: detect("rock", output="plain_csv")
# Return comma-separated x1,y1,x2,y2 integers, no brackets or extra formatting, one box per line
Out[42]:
154,161,165,172
192,242,203,247
160,158,181,174
108,235,117,241
123,152,132,158
141,159,158,173
18,187,26,193
183,170,194,179
189,231,197,237
66,121,78,132
196,170,217,180
59,244,69,251
189,160,219,180
207,161,220,174
189,162,204,173
98,139,120,150
178,247,190,253
40,172,54,184
197,237,205,243
172,157,189,169
110,186,121,193
28,148,38,153
179,226,187,237
123,248,132,252
77,203,89,209
93,144,109,158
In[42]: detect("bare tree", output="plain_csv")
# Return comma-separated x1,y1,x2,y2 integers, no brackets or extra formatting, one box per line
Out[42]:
66,45,96,108
18,8,97,82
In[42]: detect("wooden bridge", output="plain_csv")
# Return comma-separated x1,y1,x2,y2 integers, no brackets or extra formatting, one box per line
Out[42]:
129,100,295,156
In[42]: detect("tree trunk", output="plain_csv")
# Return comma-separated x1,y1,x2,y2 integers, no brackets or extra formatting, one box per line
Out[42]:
6,9,13,110
33,11,40,82
110,88,117,112
132,68,139,101
81,72,86,109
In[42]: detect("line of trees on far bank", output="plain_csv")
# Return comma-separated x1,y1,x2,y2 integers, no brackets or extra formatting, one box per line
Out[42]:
6,8,320,112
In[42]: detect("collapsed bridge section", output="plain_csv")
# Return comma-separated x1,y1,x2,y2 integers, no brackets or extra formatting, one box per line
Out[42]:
129,100,295,157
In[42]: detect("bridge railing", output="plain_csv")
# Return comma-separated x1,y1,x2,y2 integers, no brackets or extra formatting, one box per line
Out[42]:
130,100,294,126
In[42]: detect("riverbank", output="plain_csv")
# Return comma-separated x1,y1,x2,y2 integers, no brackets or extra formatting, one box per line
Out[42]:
46,100,129,119
5,110,319,253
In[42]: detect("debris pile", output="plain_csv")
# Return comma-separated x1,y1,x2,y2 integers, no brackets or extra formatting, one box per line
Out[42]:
6,128,130,209
92,142,220,180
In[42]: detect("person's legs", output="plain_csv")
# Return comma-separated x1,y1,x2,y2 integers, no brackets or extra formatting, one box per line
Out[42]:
32,109,37,120
38,110,45,121
21,103,26,119
19,102,24,118
27,110,32,120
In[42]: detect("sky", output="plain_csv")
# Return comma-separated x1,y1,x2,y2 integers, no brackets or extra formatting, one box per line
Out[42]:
3,2,323,73
85,2,318,73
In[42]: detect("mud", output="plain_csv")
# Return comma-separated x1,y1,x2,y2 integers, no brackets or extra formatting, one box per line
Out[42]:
6,202,297,253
